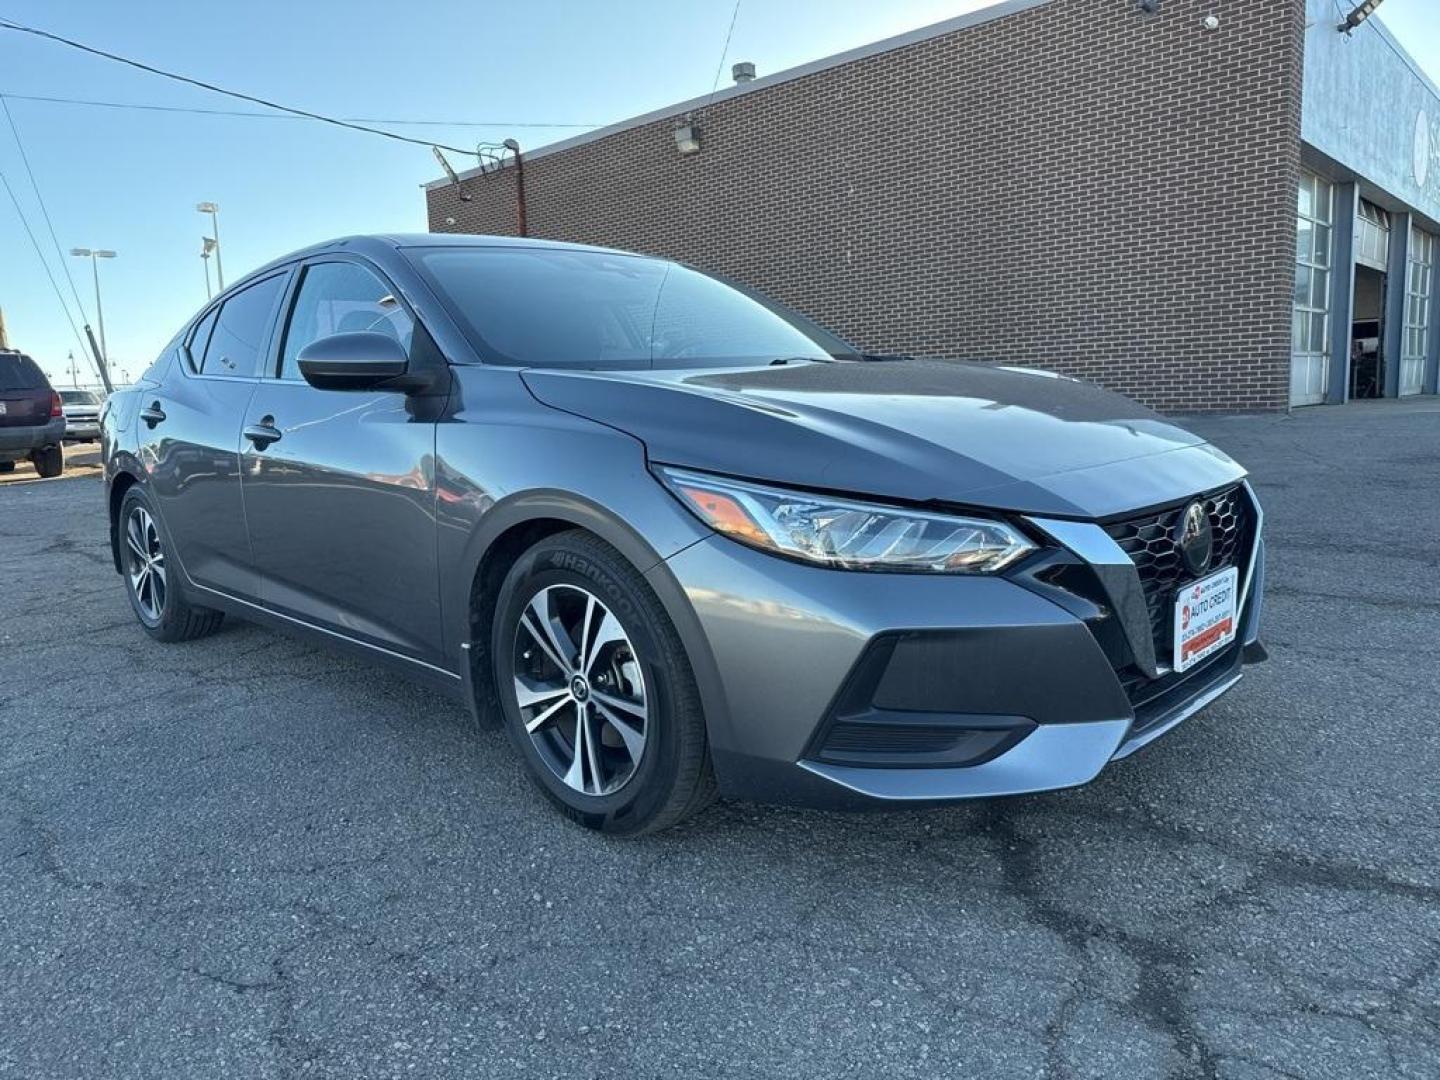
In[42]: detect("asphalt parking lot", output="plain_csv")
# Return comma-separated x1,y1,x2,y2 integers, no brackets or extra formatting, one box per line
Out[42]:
2,404,1438,1080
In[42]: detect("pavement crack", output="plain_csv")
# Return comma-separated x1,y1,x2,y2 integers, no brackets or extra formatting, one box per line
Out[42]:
978,806,1221,1080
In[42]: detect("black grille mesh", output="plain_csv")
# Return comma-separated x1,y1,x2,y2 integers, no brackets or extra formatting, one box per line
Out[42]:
1102,486,1253,666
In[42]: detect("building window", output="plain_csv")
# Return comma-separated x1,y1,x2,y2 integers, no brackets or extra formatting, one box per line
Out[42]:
1400,226,1434,396
1355,199,1390,271
1292,172,1334,405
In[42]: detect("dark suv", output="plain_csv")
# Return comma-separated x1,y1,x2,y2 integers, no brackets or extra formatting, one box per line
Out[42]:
0,350,65,477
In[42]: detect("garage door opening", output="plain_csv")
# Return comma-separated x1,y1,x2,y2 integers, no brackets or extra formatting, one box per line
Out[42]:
1350,264,1386,399
1347,200,1393,400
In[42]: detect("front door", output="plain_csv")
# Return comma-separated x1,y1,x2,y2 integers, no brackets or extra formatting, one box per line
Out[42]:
143,272,288,599
239,258,444,662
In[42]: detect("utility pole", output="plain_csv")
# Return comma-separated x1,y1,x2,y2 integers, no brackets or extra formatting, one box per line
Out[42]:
83,325,113,394
197,202,223,290
0,305,9,349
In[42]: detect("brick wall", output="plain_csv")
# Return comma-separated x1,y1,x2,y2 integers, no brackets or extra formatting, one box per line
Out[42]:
426,0,1307,412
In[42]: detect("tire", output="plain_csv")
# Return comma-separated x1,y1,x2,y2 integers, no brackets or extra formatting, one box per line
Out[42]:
118,486,225,643
0,461,14,474
491,530,717,836
30,444,62,479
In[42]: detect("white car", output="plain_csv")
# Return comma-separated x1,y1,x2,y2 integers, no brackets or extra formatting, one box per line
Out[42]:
59,389,103,442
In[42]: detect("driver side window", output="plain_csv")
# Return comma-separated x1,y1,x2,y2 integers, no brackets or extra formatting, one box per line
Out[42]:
279,261,414,381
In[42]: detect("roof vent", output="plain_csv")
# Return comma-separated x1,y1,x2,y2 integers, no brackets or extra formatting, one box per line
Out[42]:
732,61,755,84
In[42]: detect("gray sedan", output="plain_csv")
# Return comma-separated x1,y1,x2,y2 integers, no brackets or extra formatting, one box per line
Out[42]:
101,235,1265,834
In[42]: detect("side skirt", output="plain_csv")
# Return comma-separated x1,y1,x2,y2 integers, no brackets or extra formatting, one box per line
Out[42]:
187,581,468,705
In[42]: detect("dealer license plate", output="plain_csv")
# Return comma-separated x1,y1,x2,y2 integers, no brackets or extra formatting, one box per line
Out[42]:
1173,566,1239,673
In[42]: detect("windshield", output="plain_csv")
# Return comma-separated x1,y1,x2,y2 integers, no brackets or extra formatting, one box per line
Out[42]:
60,390,100,405
408,246,839,370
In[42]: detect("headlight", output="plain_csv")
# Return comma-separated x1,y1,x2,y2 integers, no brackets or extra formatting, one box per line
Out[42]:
656,467,1035,573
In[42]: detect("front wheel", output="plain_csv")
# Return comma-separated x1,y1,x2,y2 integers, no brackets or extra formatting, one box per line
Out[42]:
491,530,716,836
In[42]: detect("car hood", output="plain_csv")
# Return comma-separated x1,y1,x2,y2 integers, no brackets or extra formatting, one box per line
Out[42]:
520,359,1246,519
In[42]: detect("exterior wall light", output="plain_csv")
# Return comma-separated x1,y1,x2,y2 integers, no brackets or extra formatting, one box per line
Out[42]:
673,124,701,155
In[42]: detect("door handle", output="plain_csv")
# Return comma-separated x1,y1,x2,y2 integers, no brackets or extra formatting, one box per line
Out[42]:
243,417,282,450
140,401,166,428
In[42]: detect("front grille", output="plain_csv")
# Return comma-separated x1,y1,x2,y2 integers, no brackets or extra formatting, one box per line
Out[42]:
1103,486,1253,670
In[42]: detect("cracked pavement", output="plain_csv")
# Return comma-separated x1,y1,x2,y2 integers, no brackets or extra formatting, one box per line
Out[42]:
2,403,1438,1079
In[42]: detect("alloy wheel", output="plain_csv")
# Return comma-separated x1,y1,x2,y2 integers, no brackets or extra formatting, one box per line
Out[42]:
511,584,648,796
125,505,167,623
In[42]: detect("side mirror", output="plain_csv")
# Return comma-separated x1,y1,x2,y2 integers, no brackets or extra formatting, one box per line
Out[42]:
297,332,414,392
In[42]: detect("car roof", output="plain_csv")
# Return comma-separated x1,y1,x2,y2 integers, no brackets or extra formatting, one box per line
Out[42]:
243,233,634,282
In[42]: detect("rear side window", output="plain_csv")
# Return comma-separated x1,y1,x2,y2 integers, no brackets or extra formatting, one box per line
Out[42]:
192,274,287,377
186,308,220,373
278,261,414,380
0,352,49,391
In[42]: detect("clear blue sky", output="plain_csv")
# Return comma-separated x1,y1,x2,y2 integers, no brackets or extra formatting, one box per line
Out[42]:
1,0,1437,385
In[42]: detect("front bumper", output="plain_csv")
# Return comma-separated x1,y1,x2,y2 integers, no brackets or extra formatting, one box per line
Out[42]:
654,484,1264,809
0,417,65,456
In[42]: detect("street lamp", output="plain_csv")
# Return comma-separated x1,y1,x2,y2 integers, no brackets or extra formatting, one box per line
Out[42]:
1338,0,1384,32
196,202,223,290
69,247,117,369
201,236,217,300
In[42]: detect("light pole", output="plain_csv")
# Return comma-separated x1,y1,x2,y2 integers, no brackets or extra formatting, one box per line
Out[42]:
70,247,117,369
67,350,80,388
196,202,223,290
201,236,216,299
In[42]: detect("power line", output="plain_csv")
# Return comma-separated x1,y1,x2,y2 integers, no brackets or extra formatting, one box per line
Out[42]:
0,163,94,368
705,0,743,106
0,95,91,325
0,90,601,129
0,17,488,155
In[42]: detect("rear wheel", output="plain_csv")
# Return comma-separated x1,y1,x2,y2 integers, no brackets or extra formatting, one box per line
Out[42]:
0,461,15,474
119,486,225,642
30,444,62,478
491,530,716,835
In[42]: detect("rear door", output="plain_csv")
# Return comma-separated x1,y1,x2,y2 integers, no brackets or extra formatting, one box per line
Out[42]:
239,257,445,661
142,271,289,600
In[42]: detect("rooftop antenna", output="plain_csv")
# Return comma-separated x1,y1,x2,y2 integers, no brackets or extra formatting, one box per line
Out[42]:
431,146,471,201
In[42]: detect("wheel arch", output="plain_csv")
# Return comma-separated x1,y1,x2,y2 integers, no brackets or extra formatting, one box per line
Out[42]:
454,491,727,743
107,461,146,573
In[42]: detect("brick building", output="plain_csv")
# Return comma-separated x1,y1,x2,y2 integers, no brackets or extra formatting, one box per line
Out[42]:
425,0,1440,412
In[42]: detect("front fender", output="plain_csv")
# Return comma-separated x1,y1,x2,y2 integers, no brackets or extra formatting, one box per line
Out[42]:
433,365,727,738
